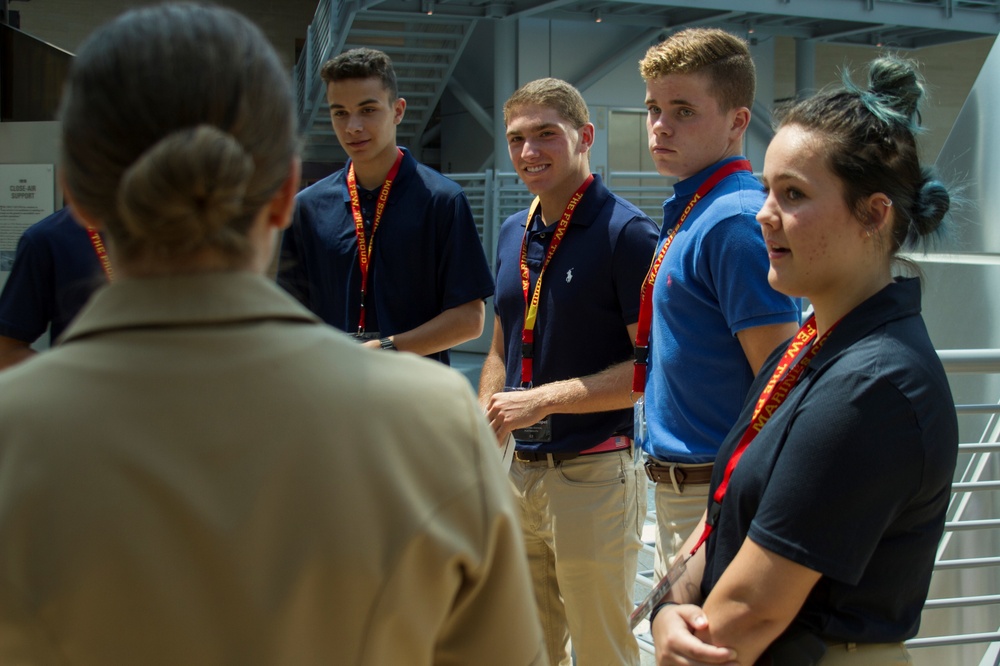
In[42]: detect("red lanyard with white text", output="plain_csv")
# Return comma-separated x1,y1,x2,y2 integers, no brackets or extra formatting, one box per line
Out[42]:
631,159,752,393
347,148,404,335
86,227,114,282
689,314,838,554
519,174,594,386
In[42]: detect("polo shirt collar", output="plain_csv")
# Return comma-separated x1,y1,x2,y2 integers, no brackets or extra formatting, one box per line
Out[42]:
337,146,417,206
810,276,923,366
672,156,750,200
519,172,609,229
60,272,319,344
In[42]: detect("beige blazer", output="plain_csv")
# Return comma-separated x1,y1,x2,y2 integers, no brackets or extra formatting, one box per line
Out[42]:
0,272,545,666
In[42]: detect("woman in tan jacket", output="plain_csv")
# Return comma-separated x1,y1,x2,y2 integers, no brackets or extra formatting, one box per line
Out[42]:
0,5,545,665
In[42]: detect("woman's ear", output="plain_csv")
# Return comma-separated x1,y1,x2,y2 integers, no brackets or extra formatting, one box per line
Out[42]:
58,171,103,231
865,193,895,237
267,158,302,231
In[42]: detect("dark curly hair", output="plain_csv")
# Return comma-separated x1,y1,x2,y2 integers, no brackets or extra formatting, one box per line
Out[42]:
774,55,950,255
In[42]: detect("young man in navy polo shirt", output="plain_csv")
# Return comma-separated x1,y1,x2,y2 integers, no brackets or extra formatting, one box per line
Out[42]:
479,78,659,666
0,207,107,370
277,48,494,364
636,29,800,580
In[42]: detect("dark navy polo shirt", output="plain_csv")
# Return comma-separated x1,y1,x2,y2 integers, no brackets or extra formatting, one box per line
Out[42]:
277,148,495,365
494,174,659,453
0,208,105,345
702,278,958,643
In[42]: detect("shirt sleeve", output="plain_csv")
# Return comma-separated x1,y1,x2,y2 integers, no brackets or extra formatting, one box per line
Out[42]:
435,190,496,311
699,212,799,335
432,393,547,664
276,203,313,311
612,216,660,324
0,231,54,343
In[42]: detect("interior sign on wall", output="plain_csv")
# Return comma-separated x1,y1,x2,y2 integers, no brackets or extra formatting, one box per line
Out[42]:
0,164,55,271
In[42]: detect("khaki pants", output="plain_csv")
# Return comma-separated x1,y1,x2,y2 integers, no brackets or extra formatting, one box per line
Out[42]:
651,462,712,579
817,642,912,665
509,449,646,666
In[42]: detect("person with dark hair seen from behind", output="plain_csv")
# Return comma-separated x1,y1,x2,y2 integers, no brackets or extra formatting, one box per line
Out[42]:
277,47,494,363
0,4,545,665
650,55,958,666
0,207,108,370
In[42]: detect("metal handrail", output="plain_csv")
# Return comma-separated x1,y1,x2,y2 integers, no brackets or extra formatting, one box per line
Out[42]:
907,349,1000,662
938,349,1000,373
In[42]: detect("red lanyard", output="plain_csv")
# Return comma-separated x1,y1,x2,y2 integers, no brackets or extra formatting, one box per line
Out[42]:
86,227,114,282
689,314,837,554
631,160,752,393
519,175,594,386
347,148,404,335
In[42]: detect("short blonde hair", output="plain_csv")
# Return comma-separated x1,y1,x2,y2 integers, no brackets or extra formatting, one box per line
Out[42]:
503,77,589,128
639,28,755,111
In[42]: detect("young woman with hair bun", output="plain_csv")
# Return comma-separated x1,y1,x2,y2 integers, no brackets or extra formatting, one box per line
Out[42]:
0,4,544,664
651,55,959,666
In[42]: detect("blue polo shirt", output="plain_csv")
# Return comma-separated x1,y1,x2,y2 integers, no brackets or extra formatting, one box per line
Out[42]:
0,208,105,345
494,174,659,454
277,148,495,365
643,157,800,463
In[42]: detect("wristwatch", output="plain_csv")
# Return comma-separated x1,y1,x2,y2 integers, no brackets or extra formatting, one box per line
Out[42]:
379,337,397,351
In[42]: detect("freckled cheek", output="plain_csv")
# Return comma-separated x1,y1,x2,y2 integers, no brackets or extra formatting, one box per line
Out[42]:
797,235,831,275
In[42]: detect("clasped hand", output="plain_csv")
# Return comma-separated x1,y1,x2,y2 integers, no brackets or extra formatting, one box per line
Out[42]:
653,603,738,666
483,388,547,444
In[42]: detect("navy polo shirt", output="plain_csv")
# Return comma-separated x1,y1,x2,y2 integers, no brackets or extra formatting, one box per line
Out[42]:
277,148,495,365
0,208,105,345
494,174,659,453
702,278,958,643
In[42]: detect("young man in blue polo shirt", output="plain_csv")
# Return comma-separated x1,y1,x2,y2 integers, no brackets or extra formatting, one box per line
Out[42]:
277,48,494,364
0,207,108,370
479,77,659,666
636,28,800,579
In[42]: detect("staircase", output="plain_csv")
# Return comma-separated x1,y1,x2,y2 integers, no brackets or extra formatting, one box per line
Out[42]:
294,0,477,164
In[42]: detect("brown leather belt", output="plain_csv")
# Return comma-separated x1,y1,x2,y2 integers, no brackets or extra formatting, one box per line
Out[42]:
644,459,714,488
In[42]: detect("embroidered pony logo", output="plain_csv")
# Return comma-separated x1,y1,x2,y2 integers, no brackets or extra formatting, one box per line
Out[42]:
566,268,574,283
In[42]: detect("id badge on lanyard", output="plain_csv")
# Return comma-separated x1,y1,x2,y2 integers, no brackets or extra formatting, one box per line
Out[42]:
633,395,647,450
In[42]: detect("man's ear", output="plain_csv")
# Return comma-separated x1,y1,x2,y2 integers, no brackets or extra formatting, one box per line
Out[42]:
579,122,596,152
58,171,103,231
393,97,407,126
730,107,750,137
267,158,302,231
